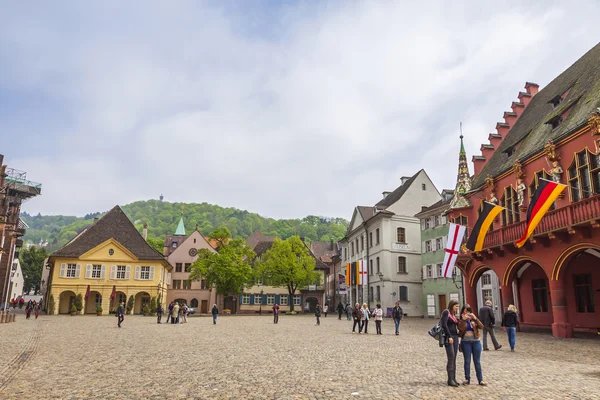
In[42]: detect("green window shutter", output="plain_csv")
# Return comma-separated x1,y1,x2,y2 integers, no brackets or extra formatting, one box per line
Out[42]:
275,295,280,304
250,295,255,305
262,294,267,304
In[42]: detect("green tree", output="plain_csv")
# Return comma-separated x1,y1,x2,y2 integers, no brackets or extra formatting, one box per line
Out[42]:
19,246,48,294
146,237,164,255
257,236,318,312
127,295,135,314
189,234,255,298
75,293,83,312
207,226,231,250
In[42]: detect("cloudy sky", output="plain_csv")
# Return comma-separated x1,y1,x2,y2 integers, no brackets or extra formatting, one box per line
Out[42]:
2,1,599,220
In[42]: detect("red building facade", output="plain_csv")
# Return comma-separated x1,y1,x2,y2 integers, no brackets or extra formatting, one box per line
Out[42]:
447,43,600,338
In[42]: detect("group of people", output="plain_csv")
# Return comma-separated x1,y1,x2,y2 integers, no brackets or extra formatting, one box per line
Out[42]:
25,300,40,320
440,299,519,387
115,301,220,327
348,302,403,335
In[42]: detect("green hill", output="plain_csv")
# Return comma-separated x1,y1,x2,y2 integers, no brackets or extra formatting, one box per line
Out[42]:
21,200,348,252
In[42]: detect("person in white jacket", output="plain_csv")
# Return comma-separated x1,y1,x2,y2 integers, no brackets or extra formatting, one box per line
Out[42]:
373,304,384,335
361,303,371,334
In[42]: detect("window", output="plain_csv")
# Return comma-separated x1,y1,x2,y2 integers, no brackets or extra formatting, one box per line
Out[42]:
397,257,406,273
482,289,492,301
172,242,177,248
91,265,102,279
369,232,373,247
116,265,126,280
549,115,563,130
368,286,373,302
568,150,600,201
183,280,192,289
376,229,380,244
399,286,409,301
280,296,288,306
140,266,151,280
173,280,182,289
482,274,492,285
574,274,595,313
532,279,549,312
201,280,207,289
66,264,77,278
549,94,562,109
176,263,182,272
293,295,301,306
369,259,373,275
241,294,250,305
434,215,440,226
426,265,433,278
184,263,191,272
436,263,442,277
360,236,364,251
425,218,431,229
376,286,381,301
436,238,443,251
501,186,520,226
376,257,380,274
351,242,354,256
254,294,263,305
425,241,432,252
422,183,426,190
397,227,406,243
267,294,275,305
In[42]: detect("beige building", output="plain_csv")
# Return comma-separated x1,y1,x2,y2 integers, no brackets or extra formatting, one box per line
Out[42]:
163,218,218,313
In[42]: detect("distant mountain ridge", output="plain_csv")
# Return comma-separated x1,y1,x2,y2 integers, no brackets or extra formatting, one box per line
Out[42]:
21,200,348,252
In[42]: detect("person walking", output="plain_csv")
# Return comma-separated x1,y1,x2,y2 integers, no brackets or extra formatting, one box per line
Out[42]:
501,305,519,352
352,303,362,333
272,303,280,324
441,300,460,387
346,303,352,321
25,304,31,319
166,302,173,324
315,303,322,325
337,302,344,320
34,303,40,319
458,304,486,386
479,300,502,351
373,304,383,335
392,302,403,335
116,302,125,328
182,303,188,323
361,303,370,334
171,302,180,325
156,304,163,324
323,303,329,318
211,304,219,324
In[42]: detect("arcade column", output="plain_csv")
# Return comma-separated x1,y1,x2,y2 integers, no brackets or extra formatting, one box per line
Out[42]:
463,280,478,309
550,279,573,338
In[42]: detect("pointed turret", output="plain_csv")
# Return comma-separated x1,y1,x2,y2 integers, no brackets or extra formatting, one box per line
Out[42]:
449,134,473,210
174,217,186,236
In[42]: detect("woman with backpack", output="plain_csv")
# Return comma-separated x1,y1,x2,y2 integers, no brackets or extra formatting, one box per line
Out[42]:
441,300,460,387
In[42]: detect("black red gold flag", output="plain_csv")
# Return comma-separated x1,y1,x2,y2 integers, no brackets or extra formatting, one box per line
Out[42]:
466,202,504,252
515,178,566,248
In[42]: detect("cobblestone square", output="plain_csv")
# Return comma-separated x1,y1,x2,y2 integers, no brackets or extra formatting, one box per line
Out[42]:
1,314,599,399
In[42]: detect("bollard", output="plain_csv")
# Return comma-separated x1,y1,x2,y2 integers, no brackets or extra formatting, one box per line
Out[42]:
10,313,15,323
0,311,4,323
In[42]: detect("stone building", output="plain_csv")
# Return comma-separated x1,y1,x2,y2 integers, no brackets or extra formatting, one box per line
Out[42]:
340,169,442,315
447,43,600,338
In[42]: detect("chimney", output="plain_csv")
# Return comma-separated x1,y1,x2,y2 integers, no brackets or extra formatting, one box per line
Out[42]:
93,217,99,224
511,101,525,117
472,155,486,177
525,82,539,96
382,191,391,199
400,176,410,185
143,223,148,241
503,111,518,129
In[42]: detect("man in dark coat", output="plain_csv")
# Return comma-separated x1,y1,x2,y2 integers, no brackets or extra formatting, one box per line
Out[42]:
479,300,502,350
337,303,344,320
351,303,362,333
116,302,125,328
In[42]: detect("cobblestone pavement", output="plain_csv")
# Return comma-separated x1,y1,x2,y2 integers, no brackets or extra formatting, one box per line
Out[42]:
1,314,599,399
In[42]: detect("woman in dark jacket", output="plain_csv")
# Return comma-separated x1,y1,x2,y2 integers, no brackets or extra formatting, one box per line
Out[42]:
440,300,461,387
501,304,519,352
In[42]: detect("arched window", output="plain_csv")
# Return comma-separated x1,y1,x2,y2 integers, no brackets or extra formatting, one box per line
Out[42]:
190,298,199,308
568,150,600,201
501,186,520,225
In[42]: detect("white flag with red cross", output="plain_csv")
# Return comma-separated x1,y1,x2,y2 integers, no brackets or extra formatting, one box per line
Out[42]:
441,223,466,278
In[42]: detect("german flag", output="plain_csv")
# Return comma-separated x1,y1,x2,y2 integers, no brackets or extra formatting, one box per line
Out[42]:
466,202,504,252
515,178,566,248
346,263,351,286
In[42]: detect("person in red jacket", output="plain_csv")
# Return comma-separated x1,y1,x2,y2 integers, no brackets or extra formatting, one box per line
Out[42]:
272,303,280,324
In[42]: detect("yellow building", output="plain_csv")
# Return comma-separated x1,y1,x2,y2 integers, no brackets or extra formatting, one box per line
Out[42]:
46,206,172,315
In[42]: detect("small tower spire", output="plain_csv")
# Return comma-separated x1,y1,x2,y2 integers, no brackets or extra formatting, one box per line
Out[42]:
175,217,186,236
450,123,473,210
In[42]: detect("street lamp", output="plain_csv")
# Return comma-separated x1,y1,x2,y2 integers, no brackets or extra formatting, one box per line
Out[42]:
259,287,264,315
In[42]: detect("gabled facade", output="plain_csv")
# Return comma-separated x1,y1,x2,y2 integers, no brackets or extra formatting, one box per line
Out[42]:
46,206,172,315
7,259,24,301
340,169,442,315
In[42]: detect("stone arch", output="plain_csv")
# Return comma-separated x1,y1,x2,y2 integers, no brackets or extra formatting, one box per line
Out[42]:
552,242,600,280
305,296,318,313
59,290,77,314
134,291,151,314
503,255,545,286
468,264,492,287
85,291,103,314
190,298,199,308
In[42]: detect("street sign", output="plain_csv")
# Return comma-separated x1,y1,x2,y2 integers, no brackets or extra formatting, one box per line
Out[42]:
392,292,397,296
327,296,331,300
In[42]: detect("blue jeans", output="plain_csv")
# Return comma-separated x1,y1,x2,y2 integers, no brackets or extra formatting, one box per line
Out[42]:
461,340,483,383
506,327,516,350
213,314,217,324
394,319,400,333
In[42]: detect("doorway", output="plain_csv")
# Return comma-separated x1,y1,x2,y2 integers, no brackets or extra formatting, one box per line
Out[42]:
201,300,208,314
438,294,447,317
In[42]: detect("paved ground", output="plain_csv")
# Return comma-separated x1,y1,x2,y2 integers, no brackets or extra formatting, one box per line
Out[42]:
1,314,599,399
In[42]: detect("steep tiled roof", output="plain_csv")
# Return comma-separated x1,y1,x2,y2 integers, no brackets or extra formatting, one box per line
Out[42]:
246,230,276,249
52,206,165,260
310,241,339,263
473,43,600,189
253,241,275,256
375,170,421,208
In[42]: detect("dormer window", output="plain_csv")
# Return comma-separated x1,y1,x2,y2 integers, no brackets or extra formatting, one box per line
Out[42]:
172,242,177,248
548,115,563,130
549,95,562,109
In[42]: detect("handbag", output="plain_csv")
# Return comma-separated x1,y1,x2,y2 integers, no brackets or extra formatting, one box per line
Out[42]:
428,322,443,340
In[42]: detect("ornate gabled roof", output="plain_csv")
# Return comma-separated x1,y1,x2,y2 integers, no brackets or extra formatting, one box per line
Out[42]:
174,217,186,236
450,134,473,210
52,206,165,260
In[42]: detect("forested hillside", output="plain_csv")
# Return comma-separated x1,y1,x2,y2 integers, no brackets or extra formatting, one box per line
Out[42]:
21,200,348,252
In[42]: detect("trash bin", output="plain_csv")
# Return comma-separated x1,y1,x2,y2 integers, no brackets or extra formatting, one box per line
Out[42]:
386,307,393,318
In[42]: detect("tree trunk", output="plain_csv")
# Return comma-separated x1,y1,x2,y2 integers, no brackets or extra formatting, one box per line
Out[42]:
288,286,295,312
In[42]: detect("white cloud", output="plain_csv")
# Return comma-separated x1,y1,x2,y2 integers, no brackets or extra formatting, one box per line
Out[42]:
3,1,599,219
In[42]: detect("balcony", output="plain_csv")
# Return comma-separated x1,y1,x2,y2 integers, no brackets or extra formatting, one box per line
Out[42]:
482,194,600,250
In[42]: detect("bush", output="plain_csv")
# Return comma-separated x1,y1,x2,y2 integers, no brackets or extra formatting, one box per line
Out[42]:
126,295,134,313
48,295,55,315
143,305,150,315
149,297,157,314
285,311,297,315
70,304,77,313
75,294,83,311
96,306,103,313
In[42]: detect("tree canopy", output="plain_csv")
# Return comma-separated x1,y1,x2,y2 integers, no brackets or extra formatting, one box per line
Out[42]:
256,236,319,311
19,246,48,295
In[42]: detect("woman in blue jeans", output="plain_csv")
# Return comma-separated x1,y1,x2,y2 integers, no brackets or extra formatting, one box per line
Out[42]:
458,304,486,386
502,304,519,351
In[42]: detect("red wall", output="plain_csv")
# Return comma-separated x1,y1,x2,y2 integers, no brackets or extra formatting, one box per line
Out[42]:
516,264,553,326
564,253,600,329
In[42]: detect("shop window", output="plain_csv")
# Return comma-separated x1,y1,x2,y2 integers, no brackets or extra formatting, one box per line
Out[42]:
574,274,595,313
568,150,600,201
532,279,548,312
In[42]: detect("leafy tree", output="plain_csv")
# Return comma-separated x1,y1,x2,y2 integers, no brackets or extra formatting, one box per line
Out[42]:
146,237,164,255
207,227,231,250
75,293,83,312
19,246,48,294
189,233,255,298
127,295,135,314
149,297,157,313
257,236,318,312
47,295,55,315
